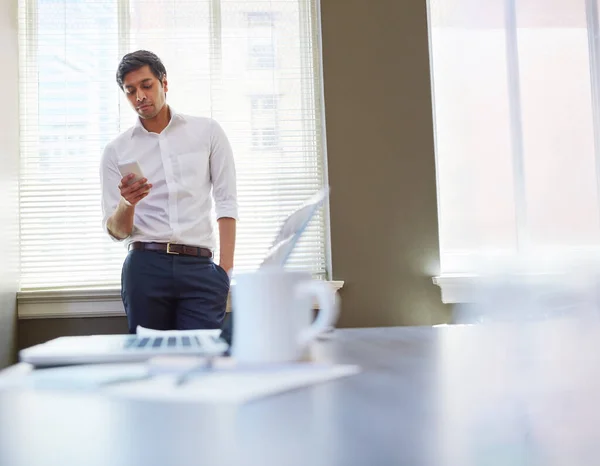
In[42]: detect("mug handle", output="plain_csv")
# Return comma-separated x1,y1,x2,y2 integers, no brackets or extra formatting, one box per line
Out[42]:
295,281,340,348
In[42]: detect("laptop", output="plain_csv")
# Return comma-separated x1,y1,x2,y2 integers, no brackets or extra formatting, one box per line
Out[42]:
19,187,330,367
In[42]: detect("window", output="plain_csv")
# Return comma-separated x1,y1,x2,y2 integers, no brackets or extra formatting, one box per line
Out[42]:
251,95,280,150
252,128,279,149
251,95,278,111
247,11,276,69
18,0,328,290
428,0,600,276
247,11,275,28
248,39,276,69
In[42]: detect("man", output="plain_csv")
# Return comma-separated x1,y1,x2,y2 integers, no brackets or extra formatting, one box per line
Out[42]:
100,50,237,333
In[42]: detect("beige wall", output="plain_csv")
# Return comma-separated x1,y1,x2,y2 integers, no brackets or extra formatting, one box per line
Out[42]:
0,0,20,366
19,317,127,350
321,0,448,327
18,0,449,349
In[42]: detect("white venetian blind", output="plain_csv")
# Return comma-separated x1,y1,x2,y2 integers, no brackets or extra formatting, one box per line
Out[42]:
18,0,329,290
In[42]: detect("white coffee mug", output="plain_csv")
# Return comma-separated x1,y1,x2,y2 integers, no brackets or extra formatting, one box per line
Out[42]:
230,267,339,364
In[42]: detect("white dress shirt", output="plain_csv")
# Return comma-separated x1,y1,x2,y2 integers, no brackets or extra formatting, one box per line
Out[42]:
100,107,238,251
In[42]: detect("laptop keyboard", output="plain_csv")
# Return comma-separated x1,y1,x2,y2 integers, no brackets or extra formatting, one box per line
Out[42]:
122,334,222,351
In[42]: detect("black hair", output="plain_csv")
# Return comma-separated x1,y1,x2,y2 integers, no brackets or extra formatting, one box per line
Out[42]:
116,50,167,89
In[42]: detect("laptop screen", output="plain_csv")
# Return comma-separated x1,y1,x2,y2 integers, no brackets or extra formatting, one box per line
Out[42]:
259,186,330,268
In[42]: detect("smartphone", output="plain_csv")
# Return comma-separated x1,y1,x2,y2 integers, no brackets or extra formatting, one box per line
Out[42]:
117,160,144,184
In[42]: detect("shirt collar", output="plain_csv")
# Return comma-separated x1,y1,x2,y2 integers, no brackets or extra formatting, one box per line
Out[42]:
131,105,185,138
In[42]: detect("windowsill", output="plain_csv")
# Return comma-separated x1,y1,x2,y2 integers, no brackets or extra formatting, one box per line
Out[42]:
17,281,345,319
432,274,479,304
434,269,600,304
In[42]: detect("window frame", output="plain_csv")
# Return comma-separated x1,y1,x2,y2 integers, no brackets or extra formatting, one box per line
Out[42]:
429,0,600,302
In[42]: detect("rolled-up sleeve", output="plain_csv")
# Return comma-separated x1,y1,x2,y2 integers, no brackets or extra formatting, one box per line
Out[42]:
209,119,239,220
100,144,125,241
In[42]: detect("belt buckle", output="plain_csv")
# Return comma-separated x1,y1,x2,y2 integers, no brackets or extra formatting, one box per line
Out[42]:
166,243,179,255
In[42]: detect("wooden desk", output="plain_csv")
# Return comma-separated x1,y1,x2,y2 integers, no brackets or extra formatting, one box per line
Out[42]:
0,322,597,465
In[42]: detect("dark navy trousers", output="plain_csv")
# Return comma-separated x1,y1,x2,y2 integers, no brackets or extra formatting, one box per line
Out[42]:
121,249,230,333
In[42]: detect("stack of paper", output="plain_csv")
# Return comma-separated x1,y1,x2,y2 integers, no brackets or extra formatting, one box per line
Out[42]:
106,362,359,403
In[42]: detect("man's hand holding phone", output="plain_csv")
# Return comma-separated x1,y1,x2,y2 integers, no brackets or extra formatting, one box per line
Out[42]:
117,161,151,206
119,174,152,206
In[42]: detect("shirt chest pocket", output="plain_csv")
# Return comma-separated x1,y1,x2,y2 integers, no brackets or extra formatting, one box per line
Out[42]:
172,149,210,190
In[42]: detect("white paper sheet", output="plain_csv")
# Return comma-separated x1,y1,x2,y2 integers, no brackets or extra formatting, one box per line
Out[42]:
0,360,360,404
106,363,360,403
0,363,150,391
0,363,35,390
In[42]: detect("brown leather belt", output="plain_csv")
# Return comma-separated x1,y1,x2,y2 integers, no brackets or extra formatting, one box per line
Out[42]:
129,242,213,258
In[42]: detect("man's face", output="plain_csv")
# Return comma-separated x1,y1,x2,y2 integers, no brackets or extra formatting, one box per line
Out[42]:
122,65,168,119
